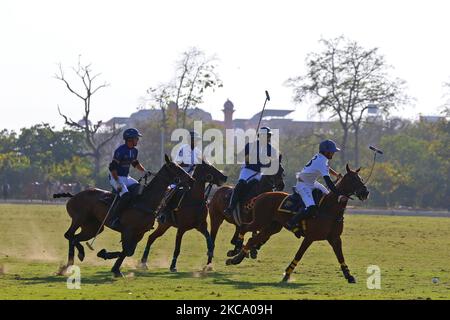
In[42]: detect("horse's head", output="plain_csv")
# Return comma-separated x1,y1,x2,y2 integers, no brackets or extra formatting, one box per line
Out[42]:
339,163,369,201
193,159,228,186
163,154,195,187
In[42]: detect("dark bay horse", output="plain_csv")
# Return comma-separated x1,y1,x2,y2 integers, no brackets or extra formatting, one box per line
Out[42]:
138,161,227,272
56,155,194,277
208,159,285,262
225,164,369,283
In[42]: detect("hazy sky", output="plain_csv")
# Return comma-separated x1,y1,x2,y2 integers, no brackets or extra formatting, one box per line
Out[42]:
1,0,449,132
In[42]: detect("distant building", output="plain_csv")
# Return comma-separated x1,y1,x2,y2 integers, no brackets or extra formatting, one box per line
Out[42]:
104,99,334,136
214,99,333,136
419,115,447,123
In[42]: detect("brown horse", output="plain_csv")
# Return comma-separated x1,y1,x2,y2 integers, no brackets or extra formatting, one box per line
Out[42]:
225,164,369,284
208,159,285,262
56,155,194,277
138,161,227,272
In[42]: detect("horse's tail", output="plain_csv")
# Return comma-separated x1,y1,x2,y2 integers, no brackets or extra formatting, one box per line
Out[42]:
53,192,74,198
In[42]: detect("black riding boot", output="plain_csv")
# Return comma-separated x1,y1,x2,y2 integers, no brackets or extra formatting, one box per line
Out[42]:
286,205,318,231
110,192,132,229
157,187,180,224
224,180,246,218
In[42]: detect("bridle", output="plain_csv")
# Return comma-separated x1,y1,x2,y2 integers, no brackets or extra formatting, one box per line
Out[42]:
138,164,191,191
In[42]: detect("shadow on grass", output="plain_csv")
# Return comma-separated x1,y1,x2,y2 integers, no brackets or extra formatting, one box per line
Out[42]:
17,270,117,285
12,263,316,290
131,269,314,290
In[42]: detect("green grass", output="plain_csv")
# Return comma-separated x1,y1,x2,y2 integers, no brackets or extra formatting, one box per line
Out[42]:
0,203,449,300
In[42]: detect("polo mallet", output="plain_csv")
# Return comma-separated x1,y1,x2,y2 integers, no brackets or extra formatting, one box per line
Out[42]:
364,145,384,184
86,194,119,251
247,90,271,171
255,90,271,135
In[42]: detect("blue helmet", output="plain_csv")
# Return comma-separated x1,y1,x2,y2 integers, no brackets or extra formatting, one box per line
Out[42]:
123,128,142,140
319,139,340,153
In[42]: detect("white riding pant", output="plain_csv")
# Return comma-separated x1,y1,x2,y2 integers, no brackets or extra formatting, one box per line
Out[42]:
238,167,262,182
109,175,138,196
295,181,329,208
169,165,195,189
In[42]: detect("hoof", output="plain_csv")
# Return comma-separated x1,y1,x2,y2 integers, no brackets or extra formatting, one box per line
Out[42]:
77,251,85,262
170,267,177,273
112,270,124,278
56,265,69,276
250,249,258,259
97,249,107,260
347,275,356,283
227,249,239,257
203,264,214,272
281,273,290,283
138,262,148,270
225,258,233,266
228,252,245,265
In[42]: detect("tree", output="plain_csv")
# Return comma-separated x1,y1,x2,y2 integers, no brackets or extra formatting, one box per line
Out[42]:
442,80,450,117
55,57,121,182
286,36,408,166
145,47,223,128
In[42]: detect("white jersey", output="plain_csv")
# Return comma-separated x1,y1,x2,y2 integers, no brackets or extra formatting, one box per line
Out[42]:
174,144,202,166
298,153,330,185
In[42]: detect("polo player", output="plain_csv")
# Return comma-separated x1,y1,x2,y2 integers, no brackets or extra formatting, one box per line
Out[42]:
286,139,348,234
108,128,147,228
158,130,202,223
224,126,279,218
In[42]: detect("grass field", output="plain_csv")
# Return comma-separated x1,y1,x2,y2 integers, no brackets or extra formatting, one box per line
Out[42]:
0,203,449,300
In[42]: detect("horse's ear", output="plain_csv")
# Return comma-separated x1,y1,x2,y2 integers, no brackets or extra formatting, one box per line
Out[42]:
346,163,351,173
356,167,361,173
165,154,171,163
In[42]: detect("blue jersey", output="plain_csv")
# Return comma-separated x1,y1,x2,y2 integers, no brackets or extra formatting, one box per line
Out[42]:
111,144,139,177
244,141,274,172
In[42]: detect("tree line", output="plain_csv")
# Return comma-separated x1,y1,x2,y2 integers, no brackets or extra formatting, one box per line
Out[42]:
0,37,448,209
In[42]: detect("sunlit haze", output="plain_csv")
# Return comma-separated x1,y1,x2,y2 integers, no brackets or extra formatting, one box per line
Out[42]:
1,0,449,132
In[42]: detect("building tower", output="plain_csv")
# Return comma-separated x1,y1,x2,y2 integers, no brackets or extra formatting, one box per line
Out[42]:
223,99,235,129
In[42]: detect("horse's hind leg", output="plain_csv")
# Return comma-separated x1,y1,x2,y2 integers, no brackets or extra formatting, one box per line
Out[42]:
63,220,80,268
226,223,280,266
327,236,355,283
73,222,102,262
139,223,171,269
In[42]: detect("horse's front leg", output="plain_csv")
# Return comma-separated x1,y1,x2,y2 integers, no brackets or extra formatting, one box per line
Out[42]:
139,223,171,269
282,237,313,282
327,236,355,283
170,229,186,272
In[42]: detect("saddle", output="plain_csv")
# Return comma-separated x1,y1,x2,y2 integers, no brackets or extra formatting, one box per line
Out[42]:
278,188,324,215
99,183,153,214
225,180,260,209
155,185,194,225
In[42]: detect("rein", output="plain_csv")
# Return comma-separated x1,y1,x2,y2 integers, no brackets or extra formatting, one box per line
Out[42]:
204,183,213,202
